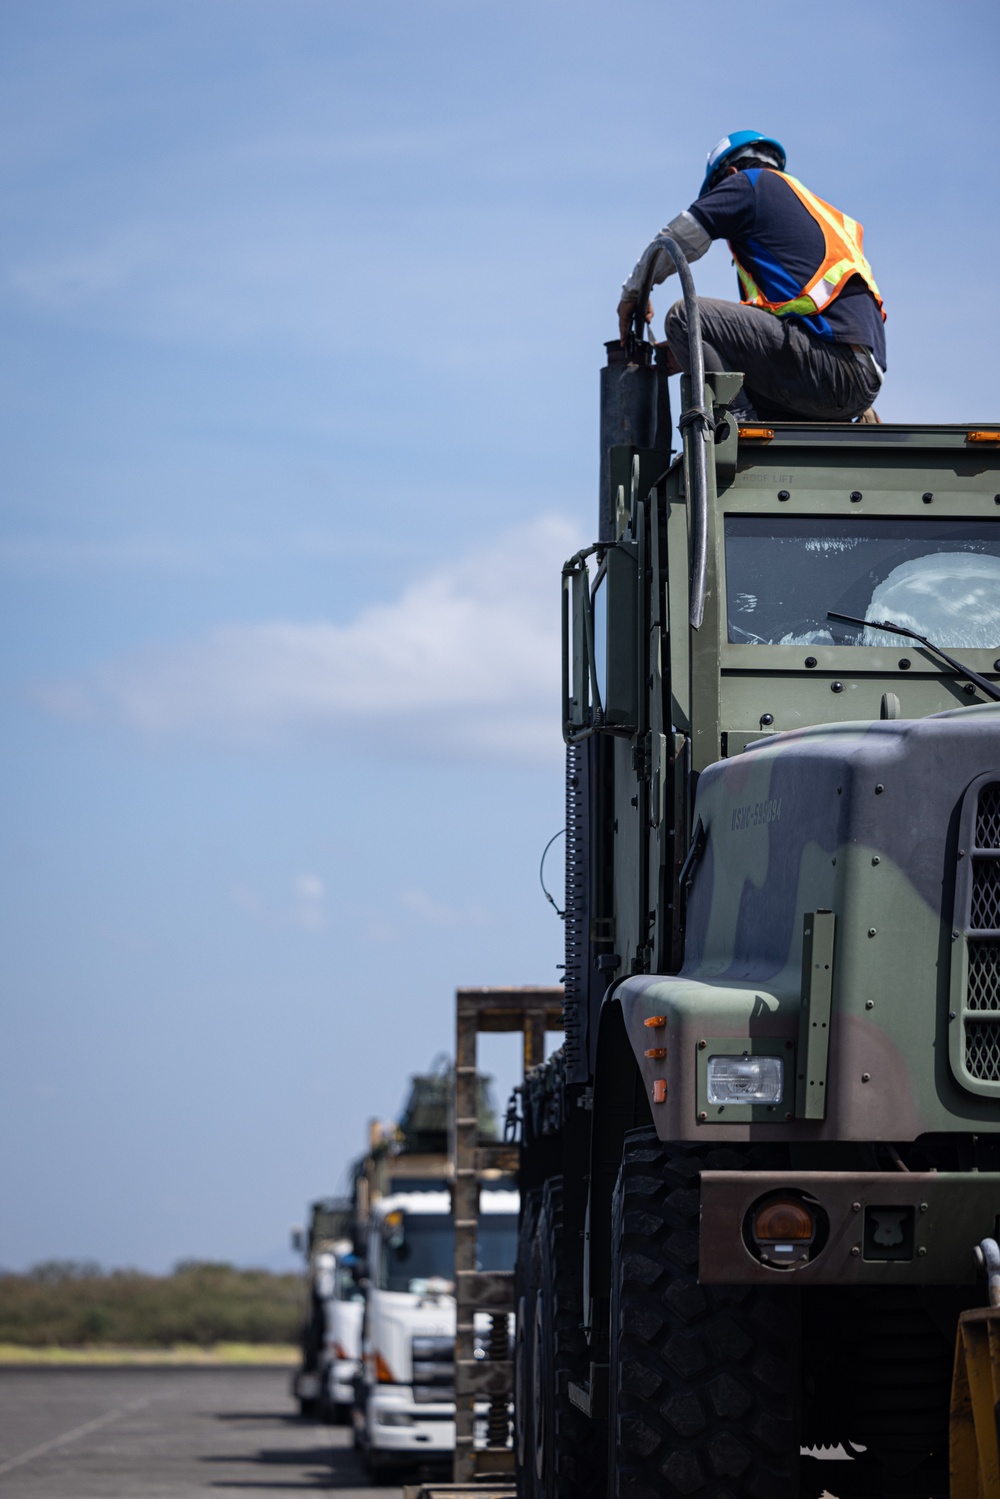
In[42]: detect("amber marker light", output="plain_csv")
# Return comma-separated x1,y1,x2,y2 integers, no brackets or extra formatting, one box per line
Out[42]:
643,1015,667,1028
754,1200,814,1241
644,1047,667,1059
967,431,1000,443
652,1080,667,1104
375,1351,396,1383
749,1196,817,1268
738,426,774,441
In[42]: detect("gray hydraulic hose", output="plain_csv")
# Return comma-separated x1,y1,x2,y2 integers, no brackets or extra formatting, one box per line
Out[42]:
633,235,711,628
974,1237,1000,1307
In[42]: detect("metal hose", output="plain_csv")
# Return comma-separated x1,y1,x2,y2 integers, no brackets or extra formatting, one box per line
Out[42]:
975,1237,1000,1308
633,235,711,628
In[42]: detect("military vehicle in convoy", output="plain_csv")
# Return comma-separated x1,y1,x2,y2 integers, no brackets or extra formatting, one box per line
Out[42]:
513,242,1000,1498
291,1196,353,1417
293,1059,513,1470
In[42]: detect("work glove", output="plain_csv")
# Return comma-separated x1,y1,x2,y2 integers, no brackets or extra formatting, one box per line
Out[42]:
618,298,654,345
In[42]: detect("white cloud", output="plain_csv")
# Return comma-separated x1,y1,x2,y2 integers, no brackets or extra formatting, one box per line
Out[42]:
291,875,327,931
33,515,581,764
400,887,488,929
231,874,329,933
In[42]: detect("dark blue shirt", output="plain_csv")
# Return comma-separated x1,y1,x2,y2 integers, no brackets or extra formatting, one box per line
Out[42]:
689,170,886,370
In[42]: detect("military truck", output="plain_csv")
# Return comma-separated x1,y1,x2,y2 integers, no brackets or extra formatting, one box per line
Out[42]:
290,1196,353,1417
514,240,1000,1499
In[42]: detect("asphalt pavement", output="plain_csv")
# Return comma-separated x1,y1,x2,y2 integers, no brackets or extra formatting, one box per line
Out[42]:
0,1367,875,1498
0,1367,403,1497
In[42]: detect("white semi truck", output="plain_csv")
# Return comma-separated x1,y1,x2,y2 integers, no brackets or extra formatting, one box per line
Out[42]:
355,1186,518,1476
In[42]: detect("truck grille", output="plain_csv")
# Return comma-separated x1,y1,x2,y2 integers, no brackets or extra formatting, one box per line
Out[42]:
967,942,1000,1010
953,780,1000,1089
977,786,1000,848
970,864,1000,931
411,1335,454,1403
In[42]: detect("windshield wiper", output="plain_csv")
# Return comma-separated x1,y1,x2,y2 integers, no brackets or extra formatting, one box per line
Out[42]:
827,611,1000,704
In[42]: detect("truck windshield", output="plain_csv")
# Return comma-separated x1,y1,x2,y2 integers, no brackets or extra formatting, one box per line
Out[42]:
378,1214,519,1293
479,1215,518,1271
335,1266,364,1302
380,1214,454,1293
725,517,1000,647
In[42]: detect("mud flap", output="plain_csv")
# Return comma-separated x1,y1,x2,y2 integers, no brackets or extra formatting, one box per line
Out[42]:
951,1306,1000,1497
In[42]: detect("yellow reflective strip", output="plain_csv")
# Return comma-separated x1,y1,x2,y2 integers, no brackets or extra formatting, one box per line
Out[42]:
774,295,819,317
808,257,854,306
736,263,762,303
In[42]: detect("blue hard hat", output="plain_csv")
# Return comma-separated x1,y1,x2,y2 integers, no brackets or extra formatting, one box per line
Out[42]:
700,130,786,197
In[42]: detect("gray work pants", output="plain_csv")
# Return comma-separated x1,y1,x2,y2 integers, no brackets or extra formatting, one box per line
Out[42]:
665,296,880,421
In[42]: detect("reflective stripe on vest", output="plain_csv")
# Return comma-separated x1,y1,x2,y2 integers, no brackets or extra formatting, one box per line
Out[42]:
730,171,885,322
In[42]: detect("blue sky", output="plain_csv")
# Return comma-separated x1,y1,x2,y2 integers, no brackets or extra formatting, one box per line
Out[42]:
2,0,998,1273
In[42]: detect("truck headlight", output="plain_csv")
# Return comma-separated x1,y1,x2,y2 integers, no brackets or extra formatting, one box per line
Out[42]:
707,1054,783,1105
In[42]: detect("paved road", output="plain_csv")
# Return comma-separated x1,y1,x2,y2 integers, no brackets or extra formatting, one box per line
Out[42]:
0,1368,410,1497
0,1368,884,1498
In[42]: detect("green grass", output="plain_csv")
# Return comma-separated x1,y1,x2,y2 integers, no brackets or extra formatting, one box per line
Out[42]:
0,1343,298,1365
0,1261,304,1350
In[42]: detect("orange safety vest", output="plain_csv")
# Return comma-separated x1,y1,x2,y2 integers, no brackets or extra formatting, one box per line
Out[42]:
731,171,886,323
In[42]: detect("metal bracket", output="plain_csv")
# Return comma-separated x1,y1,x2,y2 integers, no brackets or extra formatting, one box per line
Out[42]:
796,909,835,1119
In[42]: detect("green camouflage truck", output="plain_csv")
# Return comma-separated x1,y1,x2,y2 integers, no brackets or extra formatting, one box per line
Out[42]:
514,245,1000,1499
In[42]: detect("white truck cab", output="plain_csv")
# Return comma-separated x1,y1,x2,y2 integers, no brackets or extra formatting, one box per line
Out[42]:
356,1188,518,1475
318,1244,365,1421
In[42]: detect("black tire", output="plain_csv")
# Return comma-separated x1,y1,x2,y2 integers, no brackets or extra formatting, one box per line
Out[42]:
609,1128,800,1499
319,1393,352,1426
515,1188,542,1499
535,1178,607,1499
360,1445,397,1486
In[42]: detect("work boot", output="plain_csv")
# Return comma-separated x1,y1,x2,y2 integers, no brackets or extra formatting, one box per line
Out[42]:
727,398,759,424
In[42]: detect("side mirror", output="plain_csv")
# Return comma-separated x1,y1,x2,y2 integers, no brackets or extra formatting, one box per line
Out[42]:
562,535,638,743
562,553,592,739
290,1225,305,1255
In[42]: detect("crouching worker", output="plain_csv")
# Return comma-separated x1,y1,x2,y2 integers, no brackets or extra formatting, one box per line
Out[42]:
618,131,886,423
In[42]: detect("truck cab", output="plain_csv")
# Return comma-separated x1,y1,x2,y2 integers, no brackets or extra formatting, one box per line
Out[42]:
356,1188,518,1476
316,1242,365,1422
